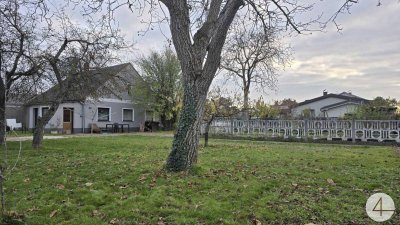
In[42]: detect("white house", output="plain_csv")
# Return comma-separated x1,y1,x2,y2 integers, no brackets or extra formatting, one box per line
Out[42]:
23,63,153,133
291,91,368,118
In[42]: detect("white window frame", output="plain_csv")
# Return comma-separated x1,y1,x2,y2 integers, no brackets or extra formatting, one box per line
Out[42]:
97,107,111,122
122,108,134,122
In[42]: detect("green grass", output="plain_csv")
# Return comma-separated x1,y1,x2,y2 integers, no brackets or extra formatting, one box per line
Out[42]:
6,130,33,137
1,135,399,224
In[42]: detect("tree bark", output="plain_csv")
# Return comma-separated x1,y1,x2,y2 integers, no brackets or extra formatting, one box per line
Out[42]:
32,104,58,149
165,83,207,171
0,83,6,145
243,87,250,119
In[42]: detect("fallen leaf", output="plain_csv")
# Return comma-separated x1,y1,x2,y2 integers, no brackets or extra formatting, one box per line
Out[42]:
327,179,336,186
157,217,166,225
109,218,120,225
119,184,128,189
252,218,262,225
23,178,30,183
56,184,65,190
27,207,39,212
85,182,93,187
49,210,58,218
7,211,25,219
91,210,99,216
292,183,298,187
138,174,148,183
305,223,317,225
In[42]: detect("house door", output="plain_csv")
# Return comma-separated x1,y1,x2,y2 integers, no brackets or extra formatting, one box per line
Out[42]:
63,108,74,134
33,108,39,128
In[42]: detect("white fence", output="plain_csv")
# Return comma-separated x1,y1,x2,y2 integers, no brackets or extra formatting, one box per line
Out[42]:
202,119,400,143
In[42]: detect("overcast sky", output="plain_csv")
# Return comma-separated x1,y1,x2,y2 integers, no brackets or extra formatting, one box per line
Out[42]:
111,0,399,103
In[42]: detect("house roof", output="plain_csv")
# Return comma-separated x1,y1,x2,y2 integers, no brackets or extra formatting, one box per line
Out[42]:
295,92,368,107
26,63,134,106
320,100,363,111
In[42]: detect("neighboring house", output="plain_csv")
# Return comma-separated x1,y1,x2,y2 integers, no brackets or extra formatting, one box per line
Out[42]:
291,91,368,118
24,63,152,133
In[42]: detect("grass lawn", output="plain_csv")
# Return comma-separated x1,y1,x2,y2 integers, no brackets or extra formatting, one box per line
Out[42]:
1,135,399,224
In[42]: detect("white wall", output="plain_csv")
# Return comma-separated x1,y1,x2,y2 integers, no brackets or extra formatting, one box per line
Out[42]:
27,98,148,132
27,103,83,129
325,104,358,118
292,97,344,117
82,99,144,129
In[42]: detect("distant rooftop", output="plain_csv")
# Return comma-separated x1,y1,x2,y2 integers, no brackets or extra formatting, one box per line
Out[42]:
296,91,368,107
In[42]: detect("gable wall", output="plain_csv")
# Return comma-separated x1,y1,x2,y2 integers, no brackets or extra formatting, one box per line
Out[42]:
97,64,139,101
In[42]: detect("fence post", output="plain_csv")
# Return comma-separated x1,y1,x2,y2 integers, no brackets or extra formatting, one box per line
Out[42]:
352,119,356,143
304,119,308,141
247,119,250,135
230,118,234,136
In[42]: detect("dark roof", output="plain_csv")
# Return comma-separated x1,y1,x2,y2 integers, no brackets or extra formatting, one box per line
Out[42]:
296,92,368,107
26,63,133,105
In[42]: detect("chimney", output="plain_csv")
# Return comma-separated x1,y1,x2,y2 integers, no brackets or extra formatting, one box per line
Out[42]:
323,90,328,96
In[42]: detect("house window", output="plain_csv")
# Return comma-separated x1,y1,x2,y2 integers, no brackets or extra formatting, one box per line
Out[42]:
122,108,134,121
98,107,111,121
42,107,49,117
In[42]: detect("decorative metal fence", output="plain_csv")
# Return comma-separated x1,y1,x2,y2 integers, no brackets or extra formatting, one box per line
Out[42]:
201,118,400,143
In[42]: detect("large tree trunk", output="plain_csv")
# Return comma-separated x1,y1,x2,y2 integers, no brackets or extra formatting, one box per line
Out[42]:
32,104,58,149
162,0,244,171
0,84,6,145
166,83,207,171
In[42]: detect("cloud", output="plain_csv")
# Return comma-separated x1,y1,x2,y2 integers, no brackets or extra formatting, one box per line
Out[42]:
271,1,400,102
60,1,399,103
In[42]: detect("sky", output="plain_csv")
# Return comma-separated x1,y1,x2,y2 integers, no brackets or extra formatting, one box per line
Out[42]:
107,0,399,103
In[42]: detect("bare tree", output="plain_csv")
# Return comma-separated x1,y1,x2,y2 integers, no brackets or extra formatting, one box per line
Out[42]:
80,0,361,171
221,20,291,118
31,11,129,149
203,88,241,147
0,0,45,145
